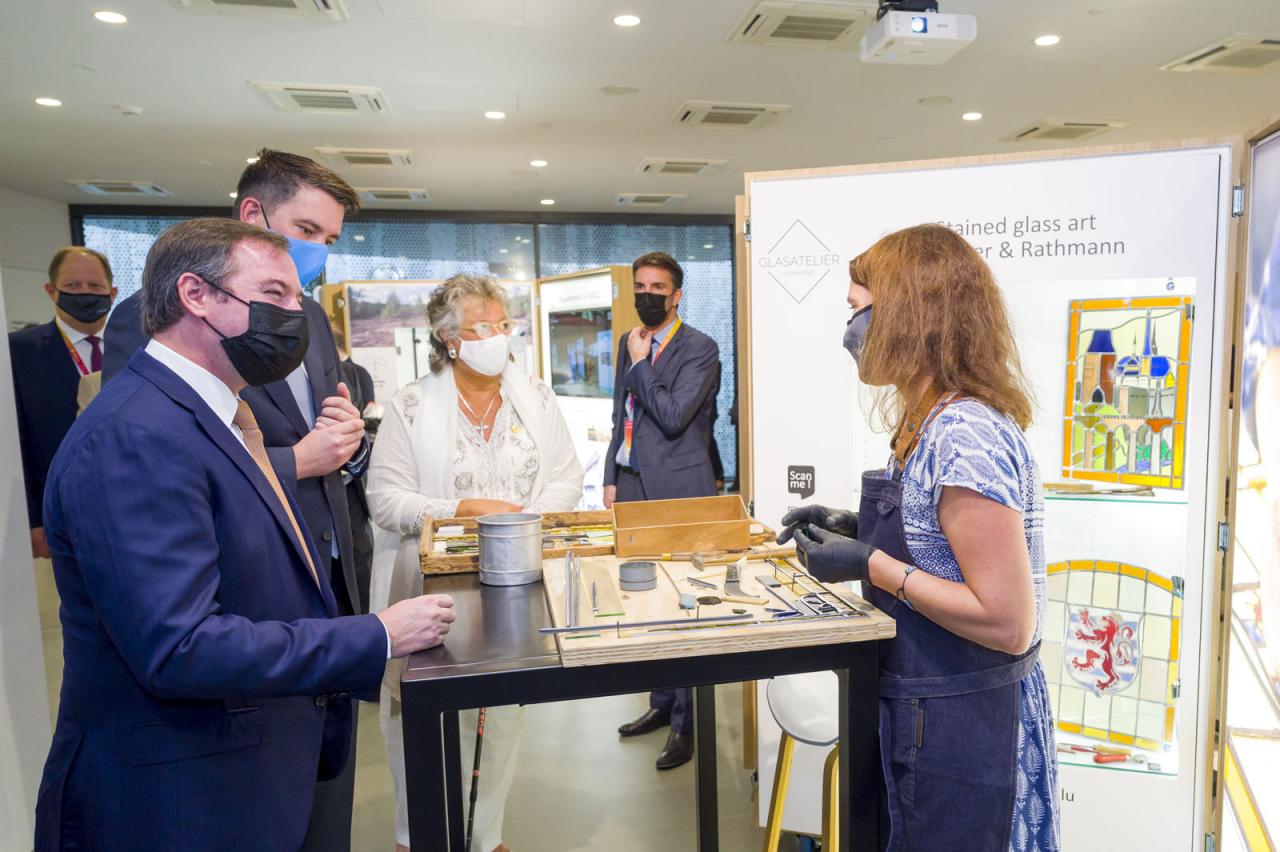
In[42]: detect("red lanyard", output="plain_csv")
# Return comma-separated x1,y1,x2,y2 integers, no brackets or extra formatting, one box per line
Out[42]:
57,327,92,377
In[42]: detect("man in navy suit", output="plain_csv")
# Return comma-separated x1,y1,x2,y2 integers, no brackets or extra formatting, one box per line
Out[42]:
35,217,455,851
102,151,371,848
603,251,721,770
9,247,117,560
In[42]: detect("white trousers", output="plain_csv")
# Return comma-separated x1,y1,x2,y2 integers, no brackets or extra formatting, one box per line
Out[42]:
381,663,524,850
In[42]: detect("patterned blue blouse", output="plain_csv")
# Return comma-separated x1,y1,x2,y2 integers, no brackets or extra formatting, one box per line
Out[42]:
888,397,1061,851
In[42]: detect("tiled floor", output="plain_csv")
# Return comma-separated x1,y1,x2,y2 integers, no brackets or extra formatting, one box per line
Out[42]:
35,562,769,851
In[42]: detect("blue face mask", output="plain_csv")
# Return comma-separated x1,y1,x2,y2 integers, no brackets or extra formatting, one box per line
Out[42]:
260,208,329,286
843,304,872,370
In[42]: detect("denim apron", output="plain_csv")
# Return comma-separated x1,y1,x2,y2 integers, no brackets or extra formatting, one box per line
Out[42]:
860,392,1040,851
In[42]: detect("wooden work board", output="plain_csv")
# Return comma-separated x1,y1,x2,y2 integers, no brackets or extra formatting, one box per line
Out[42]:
541,551,895,668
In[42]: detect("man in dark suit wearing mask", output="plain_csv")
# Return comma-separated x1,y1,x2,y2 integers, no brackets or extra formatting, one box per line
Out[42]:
10,247,117,559
603,251,722,770
100,150,370,851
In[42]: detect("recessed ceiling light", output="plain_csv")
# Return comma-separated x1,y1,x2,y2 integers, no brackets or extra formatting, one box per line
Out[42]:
601,85,640,96
246,156,259,164
540,199,556,206
353,234,365,242
687,255,696,261
499,248,509,254
94,10,127,24
35,97,62,108
530,159,548,168
703,244,714,249
613,14,641,27
1034,34,1061,47
484,110,506,120
229,191,238,198
962,111,983,121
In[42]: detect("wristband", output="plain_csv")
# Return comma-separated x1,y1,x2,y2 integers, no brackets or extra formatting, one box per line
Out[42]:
896,564,917,611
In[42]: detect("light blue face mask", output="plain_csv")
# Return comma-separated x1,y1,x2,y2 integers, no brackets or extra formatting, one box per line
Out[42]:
260,208,329,286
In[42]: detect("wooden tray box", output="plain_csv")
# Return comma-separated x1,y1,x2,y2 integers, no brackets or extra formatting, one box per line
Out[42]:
612,494,752,557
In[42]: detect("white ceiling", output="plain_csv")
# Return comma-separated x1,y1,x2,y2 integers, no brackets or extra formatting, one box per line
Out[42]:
2,0,1279,215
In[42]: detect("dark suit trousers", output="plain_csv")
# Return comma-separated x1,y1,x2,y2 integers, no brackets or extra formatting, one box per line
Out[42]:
616,470,693,736
300,558,360,852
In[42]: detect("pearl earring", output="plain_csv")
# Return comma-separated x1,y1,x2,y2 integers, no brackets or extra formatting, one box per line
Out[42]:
448,347,457,358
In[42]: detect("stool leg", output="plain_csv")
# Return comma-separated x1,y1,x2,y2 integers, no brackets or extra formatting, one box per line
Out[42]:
762,734,795,852
821,746,840,851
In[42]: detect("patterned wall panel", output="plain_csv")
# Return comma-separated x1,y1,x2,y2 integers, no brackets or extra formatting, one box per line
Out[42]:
326,220,535,283
82,216,190,299
537,222,737,481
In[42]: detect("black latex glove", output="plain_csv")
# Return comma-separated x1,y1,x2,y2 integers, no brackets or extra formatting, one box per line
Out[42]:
777,504,858,545
791,525,875,584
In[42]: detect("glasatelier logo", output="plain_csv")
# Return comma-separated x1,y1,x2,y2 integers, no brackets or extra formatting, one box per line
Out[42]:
758,219,842,304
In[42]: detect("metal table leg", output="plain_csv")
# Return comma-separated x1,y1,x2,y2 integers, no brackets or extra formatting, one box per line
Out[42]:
841,646,880,852
443,711,463,852
694,684,719,851
403,698,449,852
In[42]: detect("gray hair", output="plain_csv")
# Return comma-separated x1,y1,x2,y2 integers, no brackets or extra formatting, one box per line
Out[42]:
141,217,289,336
426,274,510,373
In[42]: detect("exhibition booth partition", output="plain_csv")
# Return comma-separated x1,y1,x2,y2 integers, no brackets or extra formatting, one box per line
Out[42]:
736,138,1250,849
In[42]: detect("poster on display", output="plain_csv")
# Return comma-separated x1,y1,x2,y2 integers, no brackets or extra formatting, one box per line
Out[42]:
745,145,1234,848
538,270,618,510
343,279,536,402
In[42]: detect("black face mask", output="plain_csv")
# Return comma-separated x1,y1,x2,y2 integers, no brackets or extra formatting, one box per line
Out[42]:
202,281,309,386
635,291,671,328
57,291,112,324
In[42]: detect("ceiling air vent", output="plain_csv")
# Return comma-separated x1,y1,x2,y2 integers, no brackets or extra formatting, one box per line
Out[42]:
730,1,875,49
616,193,687,208
1161,34,1280,73
672,100,790,130
357,187,431,202
251,82,390,115
67,179,171,197
317,147,415,167
169,0,349,22
1008,119,1126,143
637,157,728,176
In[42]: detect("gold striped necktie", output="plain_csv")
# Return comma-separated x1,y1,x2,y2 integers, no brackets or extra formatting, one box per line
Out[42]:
233,400,319,587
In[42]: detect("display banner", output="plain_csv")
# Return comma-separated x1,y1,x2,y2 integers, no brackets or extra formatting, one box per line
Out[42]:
747,146,1234,848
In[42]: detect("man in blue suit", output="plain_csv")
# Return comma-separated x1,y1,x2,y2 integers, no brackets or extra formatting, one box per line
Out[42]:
9,246,117,560
102,151,372,849
35,218,455,851
603,251,721,770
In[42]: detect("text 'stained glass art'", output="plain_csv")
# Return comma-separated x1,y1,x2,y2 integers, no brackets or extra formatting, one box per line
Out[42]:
1041,561,1182,755
1062,296,1193,489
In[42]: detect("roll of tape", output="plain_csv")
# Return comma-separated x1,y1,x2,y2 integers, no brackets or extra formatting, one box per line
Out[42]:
618,560,658,592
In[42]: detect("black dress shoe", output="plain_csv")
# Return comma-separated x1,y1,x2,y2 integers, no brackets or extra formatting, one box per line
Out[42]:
618,707,671,737
656,731,694,770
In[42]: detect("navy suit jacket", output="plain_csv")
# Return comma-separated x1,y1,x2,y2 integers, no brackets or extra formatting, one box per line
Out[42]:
603,321,721,499
35,350,387,852
9,320,82,527
104,292,367,614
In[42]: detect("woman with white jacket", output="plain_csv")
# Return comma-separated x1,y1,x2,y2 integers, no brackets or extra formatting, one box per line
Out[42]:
367,274,584,852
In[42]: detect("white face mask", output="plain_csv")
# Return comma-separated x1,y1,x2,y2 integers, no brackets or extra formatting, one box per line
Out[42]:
457,333,510,376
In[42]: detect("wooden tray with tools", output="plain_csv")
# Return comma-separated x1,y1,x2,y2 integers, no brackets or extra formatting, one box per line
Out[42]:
418,511,614,576
418,507,779,576
541,548,895,668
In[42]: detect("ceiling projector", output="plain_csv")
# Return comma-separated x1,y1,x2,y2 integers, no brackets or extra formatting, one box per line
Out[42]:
860,8,977,65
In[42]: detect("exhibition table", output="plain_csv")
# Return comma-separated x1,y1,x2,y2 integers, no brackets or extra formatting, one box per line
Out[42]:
400,573,887,852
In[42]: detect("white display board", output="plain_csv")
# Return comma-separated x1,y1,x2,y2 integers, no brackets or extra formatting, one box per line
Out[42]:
0,262,54,848
746,145,1234,849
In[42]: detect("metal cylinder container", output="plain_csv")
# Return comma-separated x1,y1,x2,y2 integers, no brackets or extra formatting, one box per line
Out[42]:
476,512,544,586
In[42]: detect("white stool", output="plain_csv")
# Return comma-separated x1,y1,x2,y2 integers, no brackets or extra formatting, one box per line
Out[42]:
762,672,842,852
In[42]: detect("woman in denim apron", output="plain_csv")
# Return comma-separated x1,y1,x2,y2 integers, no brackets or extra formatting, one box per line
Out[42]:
780,225,1060,851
